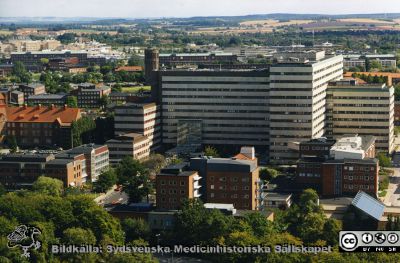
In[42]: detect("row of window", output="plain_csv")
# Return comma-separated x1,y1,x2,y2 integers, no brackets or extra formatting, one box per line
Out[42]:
209,193,250,199
210,185,250,190
344,184,374,190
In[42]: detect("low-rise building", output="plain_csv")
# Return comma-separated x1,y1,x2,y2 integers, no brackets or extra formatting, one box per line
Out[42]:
106,133,150,164
296,136,379,197
264,193,292,209
58,144,109,182
0,152,84,188
190,147,261,210
45,158,84,187
26,93,68,106
3,104,81,149
156,163,201,210
18,83,46,100
0,153,53,189
75,83,111,108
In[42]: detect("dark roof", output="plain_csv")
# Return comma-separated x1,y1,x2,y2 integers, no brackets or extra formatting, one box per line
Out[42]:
324,158,378,165
46,159,73,165
207,158,257,173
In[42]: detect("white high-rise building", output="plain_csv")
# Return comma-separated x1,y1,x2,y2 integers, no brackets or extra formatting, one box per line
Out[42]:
269,51,343,163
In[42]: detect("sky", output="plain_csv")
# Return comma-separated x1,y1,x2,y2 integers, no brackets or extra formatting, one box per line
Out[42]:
1,0,400,18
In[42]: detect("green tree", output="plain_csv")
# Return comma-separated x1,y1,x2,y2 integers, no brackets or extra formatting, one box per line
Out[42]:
66,96,78,108
63,227,96,244
204,145,220,157
72,117,96,147
378,152,392,167
142,154,166,175
32,176,64,196
0,183,6,196
11,61,32,83
40,58,49,65
99,95,109,110
5,135,17,152
259,167,279,181
116,157,152,203
93,169,117,193
128,55,144,67
122,218,151,242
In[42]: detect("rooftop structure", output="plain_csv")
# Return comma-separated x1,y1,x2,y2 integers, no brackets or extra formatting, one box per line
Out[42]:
352,191,385,221
330,136,376,160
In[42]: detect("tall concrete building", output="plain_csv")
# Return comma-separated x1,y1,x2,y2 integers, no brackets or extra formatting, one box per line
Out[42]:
269,51,343,163
158,70,270,153
326,79,395,153
147,49,393,163
114,102,161,151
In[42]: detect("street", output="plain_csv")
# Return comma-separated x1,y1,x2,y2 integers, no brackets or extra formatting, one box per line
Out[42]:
383,168,400,206
101,188,129,211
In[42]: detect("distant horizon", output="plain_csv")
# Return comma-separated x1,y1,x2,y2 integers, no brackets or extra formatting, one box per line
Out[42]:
1,0,400,19
1,12,400,20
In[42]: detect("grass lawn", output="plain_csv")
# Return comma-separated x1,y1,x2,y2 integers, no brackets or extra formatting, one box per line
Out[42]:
379,190,388,198
121,86,151,93
0,30,13,35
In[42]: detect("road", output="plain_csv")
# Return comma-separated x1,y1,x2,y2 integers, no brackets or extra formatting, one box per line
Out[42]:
383,168,400,206
102,188,129,211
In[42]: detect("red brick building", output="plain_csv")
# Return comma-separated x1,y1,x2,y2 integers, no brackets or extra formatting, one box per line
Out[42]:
2,104,81,149
156,163,201,210
296,136,379,197
395,101,400,126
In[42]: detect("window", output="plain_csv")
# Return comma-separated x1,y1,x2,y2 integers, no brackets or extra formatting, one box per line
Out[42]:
210,185,214,190
243,186,250,190
161,189,166,194
210,193,215,198
220,177,226,182
231,177,238,182
181,190,185,194
180,181,185,186
244,194,249,199
161,180,166,185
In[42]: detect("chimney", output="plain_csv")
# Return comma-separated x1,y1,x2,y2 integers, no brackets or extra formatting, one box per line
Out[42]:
240,146,255,160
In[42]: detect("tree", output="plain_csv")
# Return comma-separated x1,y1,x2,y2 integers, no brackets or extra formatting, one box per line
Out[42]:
32,176,64,196
66,96,78,108
11,61,31,83
204,145,220,157
63,227,96,244
122,218,151,242
0,183,6,196
128,55,144,67
116,157,152,203
72,117,96,147
57,33,77,44
93,169,117,193
5,135,18,152
378,152,392,167
99,95,109,110
40,58,49,65
142,154,166,175
259,167,279,181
